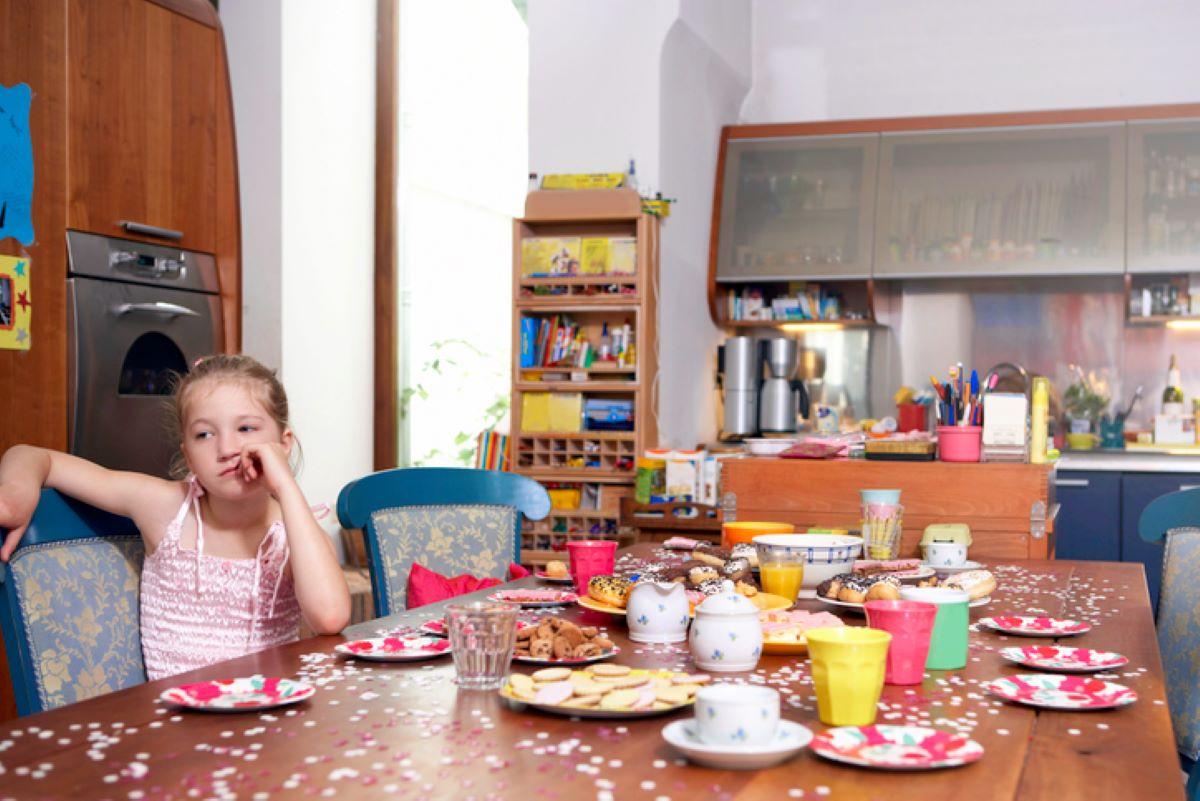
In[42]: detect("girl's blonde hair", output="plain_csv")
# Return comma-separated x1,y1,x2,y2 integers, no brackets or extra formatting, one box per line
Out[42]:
166,354,302,478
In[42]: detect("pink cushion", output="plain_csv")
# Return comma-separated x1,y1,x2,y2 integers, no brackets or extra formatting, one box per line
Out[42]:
406,562,530,609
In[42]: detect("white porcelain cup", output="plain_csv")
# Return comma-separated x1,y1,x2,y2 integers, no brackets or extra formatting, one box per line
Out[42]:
694,684,780,747
926,541,968,567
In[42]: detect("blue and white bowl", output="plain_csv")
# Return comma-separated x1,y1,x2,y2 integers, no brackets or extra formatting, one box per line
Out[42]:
753,534,864,598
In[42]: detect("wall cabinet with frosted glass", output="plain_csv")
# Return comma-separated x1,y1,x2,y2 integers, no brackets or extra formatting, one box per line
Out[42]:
709,105,1200,325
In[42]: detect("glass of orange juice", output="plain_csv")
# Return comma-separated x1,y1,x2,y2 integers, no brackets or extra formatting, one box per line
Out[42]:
754,544,805,602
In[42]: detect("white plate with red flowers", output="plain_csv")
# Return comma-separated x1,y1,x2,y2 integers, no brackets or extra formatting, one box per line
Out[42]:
984,674,1137,710
487,589,579,607
999,645,1129,673
335,635,452,662
978,615,1092,637
160,676,314,712
809,725,984,771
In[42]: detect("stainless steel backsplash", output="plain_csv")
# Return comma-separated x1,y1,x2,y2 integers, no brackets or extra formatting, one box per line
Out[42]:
789,276,1199,431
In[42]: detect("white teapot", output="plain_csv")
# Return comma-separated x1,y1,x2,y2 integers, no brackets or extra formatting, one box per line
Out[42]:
626,580,690,643
689,580,763,672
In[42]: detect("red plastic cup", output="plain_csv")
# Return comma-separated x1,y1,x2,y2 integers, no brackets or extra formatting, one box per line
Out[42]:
897,403,927,433
864,600,938,685
566,540,617,595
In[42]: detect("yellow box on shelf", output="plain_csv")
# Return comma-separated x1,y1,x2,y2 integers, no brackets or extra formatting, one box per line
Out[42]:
548,393,584,432
541,173,626,190
521,393,551,432
581,238,610,275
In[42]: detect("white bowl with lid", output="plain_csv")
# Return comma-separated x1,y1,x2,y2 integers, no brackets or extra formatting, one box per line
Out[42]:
689,580,764,672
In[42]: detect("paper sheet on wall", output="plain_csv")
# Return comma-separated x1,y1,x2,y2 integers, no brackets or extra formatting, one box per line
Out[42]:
0,84,35,246
0,255,31,350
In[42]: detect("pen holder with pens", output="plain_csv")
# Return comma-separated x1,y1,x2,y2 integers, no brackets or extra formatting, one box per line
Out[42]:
937,425,982,462
861,503,903,559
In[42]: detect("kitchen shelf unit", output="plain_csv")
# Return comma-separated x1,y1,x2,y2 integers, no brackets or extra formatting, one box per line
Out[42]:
708,104,1200,330
510,189,660,566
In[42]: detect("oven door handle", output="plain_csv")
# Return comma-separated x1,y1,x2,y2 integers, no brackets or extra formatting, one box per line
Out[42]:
112,302,200,319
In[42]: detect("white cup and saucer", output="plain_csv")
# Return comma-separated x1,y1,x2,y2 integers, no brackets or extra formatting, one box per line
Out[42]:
661,684,812,770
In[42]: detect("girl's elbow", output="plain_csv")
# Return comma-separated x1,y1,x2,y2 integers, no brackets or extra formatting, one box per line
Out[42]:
310,604,351,635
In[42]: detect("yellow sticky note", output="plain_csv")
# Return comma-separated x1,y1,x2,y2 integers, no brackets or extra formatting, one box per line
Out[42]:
0,255,31,351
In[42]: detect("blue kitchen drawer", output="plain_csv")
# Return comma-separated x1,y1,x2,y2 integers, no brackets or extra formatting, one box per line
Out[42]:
1120,472,1200,610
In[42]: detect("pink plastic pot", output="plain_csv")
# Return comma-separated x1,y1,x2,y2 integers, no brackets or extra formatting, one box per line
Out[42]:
864,599,938,685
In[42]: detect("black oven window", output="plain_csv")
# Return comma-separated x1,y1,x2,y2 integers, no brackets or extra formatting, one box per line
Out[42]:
0,276,11,329
118,332,188,396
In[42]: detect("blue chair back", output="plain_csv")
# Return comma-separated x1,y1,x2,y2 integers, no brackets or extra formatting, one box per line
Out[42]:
337,467,550,616
1139,487,1200,792
0,489,146,716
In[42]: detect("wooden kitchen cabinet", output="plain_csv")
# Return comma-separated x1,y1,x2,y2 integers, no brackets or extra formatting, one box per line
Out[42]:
67,0,218,253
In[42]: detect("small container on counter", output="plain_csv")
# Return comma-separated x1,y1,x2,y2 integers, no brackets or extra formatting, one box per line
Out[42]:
634,458,666,504
937,425,982,462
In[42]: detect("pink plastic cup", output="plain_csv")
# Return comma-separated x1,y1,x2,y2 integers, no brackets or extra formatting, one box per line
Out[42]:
566,540,617,595
864,600,938,685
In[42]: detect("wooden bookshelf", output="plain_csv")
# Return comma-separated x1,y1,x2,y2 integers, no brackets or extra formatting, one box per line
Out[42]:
509,189,659,566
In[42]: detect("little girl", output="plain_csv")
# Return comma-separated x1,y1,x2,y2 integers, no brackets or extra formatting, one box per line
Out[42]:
0,355,350,680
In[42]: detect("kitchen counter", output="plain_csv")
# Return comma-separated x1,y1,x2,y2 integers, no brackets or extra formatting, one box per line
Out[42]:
1057,448,1200,473
723,458,1055,559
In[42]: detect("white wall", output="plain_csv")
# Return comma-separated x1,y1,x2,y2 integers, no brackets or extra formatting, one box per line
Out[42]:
221,1,376,542
528,0,752,447
743,0,1200,122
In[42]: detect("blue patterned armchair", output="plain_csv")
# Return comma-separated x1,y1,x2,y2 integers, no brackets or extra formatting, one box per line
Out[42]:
0,489,146,716
337,468,551,615
1140,488,1200,800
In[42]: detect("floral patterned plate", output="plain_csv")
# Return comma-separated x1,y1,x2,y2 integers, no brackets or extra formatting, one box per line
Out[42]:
810,725,984,770
487,589,579,607
513,645,621,666
999,645,1129,673
978,616,1092,637
984,674,1137,710
499,668,696,719
335,636,452,662
160,677,315,712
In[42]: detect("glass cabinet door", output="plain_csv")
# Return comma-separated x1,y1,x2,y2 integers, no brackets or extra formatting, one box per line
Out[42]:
715,133,879,281
1128,119,1200,273
874,123,1125,277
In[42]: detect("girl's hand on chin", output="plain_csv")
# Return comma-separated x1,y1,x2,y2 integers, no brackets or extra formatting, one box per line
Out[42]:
237,443,293,498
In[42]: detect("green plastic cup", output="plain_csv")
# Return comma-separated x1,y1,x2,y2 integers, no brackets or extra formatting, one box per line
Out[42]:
899,587,969,670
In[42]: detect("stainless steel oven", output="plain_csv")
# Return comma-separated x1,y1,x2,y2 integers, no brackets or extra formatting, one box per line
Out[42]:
67,231,224,477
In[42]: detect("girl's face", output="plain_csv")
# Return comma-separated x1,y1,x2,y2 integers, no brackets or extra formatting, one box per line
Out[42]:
179,379,292,497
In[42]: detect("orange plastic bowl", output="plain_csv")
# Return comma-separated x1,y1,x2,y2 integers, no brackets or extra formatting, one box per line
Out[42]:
722,521,795,549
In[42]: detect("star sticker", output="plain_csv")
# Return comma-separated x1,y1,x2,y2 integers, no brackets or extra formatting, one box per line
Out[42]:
16,291,29,312
13,261,25,278
15,328,27,344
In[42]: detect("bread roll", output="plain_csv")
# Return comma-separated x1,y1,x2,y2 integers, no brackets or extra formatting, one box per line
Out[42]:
587,575,632,607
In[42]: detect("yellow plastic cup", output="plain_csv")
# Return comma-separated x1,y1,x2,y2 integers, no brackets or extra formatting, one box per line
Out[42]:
722,521,794,549
806,627,892,726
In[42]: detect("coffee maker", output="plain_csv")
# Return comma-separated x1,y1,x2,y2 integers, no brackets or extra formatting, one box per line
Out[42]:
717,336,811,438
717,336,758,438
758,337,810,433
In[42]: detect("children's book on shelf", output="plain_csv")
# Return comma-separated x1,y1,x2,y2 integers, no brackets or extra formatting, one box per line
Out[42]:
522,237,581,277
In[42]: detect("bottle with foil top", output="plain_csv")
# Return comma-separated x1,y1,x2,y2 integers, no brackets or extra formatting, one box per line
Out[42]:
1163,354,1185,416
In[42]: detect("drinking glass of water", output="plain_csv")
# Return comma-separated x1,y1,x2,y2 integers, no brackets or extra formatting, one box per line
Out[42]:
446,601,519,690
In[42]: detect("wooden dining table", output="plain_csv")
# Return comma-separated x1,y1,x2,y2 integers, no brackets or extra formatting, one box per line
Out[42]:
0,544,1185,801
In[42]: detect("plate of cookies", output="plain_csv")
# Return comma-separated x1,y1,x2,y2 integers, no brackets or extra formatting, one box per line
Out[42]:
500,665,706,719
512,615,620,665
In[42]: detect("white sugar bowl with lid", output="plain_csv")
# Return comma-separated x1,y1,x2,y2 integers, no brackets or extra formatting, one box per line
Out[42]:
689,580,764,673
